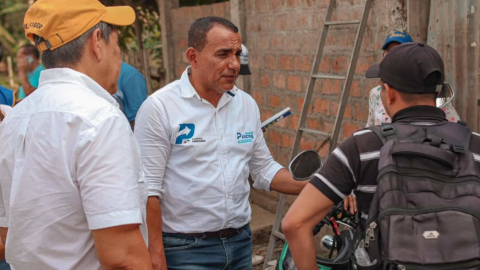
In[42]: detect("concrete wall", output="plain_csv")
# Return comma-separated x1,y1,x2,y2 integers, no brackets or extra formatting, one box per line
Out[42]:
168,0,408,213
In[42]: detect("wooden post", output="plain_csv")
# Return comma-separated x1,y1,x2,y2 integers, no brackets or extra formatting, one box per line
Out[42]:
7,56,14,89
230,0,250,94
157,0,178,83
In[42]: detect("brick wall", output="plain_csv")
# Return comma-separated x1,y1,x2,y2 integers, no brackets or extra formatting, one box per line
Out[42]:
171,2,231,78
168,0,406,213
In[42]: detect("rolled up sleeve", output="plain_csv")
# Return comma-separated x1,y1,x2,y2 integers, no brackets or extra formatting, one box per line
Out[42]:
134,97,170,199
248,106,283,191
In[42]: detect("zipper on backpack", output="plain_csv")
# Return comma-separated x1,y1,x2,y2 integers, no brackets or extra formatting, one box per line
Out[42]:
378,166,480,186
365,206,480,248
377,206,480,222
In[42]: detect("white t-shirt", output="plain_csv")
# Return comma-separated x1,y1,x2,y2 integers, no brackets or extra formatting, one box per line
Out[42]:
0,68,147,270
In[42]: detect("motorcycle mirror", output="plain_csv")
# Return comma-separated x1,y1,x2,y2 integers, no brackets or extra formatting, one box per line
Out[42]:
436,82,455,108
288,150,322,181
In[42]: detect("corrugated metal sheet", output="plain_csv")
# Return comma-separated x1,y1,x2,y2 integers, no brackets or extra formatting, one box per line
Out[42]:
427,0,480,132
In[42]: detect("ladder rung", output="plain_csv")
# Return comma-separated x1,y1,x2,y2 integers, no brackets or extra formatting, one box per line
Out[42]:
312,74,346,80
273,231,285,240
325,20,360,26
299,128,330,137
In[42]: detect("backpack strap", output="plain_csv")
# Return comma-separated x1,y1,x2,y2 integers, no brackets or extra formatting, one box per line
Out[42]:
368,124,396,146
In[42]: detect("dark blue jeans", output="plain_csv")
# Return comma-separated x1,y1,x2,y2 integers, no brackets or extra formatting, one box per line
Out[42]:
163,225,253,270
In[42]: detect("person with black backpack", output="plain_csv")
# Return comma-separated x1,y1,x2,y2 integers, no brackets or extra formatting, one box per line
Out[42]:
282,42,480,270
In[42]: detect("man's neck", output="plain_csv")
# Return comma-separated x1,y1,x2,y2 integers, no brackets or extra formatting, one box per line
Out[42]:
189,72,222,107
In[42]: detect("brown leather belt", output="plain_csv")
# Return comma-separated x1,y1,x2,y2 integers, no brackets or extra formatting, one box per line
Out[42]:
175,224,248,239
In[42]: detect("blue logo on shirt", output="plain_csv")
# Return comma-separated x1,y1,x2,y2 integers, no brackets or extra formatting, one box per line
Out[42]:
176,124,195,144
237,132,254,144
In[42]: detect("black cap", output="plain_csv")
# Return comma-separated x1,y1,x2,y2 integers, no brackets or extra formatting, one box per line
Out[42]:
366,42,445,94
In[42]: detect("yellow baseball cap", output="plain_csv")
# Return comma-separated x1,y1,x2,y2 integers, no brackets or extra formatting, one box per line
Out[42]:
24,0,136,52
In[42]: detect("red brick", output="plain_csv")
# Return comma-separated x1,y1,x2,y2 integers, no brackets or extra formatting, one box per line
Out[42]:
324,121,334,133
295,55,313,71
257,0,267,13
269,129,282,146
343,122,362,138
270,0,285,10
258,35,270,49
352,102,369,122
306,118,321,130
253,90,264,105
200,4,213,16
277,14,289,30
300,138,314,150
286,0,298,8
296,97,305,111
260,15,276,31
280,55,294,71
178,38,187,48
321,79,341,95
285,35,301,51
261,109,273,122
338,31,355,47
318,55,330,73
310,13,325,29
287,75,302,92
250,55,261,69
247,19,260,32
317,139,330,158
332,102,352,119
292,14,309,30
302,32,320,51
265,55,278,70
260,74,271,88
313,98,330,115
272,35,286,49
331,55,348,74
349,80,362,98
268,94,280,108
289,115,300,129
355,56,374,75
299,0,317,8
212,3,225,17
282,133,295,148
273,74,286,89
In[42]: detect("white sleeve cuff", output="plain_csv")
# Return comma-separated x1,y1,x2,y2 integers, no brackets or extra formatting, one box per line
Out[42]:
87,210,143,230
0,217,8,228
252,162,284,191
148,187,165,199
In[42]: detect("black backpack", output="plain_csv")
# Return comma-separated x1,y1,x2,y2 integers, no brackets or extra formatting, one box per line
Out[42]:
354,121,480,270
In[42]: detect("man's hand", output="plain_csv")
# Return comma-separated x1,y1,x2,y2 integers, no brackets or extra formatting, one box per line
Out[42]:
93,224,152,270
147,197,168,270
17,56,28,74
343,194,357,215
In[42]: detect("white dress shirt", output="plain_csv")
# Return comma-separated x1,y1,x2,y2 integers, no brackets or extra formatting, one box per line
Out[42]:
135,67,283,233
0,68,147,270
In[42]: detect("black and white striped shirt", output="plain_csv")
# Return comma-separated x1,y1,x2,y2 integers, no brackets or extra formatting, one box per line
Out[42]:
310,106,480,222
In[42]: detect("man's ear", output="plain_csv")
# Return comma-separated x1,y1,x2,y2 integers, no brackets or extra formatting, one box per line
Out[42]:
89,29,103,62
384,83,396,105
186,47,198,67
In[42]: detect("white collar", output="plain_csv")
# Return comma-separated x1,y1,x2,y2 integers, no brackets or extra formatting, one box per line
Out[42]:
38,68,119,107
179,66,238,100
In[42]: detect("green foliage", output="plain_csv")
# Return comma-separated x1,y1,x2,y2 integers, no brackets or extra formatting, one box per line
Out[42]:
0,0,30,56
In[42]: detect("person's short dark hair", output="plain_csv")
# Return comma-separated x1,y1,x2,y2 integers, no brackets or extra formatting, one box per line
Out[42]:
188,16,238,52
20,44,40,60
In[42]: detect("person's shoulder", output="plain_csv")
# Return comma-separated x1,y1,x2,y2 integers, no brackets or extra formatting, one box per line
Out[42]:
340,127,383,152
120,62,143,77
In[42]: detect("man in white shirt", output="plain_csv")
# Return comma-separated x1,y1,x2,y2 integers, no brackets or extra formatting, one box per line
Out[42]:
0,0,152,269
135,16,307,270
